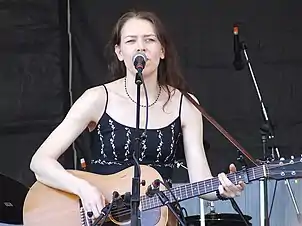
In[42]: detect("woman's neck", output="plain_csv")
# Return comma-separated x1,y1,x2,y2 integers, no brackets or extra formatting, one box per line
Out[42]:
124,72,160,102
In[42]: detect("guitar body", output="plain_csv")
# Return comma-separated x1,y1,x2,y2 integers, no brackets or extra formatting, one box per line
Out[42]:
23,156,302,226
23,165,170,226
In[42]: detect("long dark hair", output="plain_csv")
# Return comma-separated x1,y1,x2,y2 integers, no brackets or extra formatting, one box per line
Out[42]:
104,10,190,106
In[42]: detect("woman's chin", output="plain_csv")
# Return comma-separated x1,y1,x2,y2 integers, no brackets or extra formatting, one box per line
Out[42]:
141,68,157,78
128,66,157,78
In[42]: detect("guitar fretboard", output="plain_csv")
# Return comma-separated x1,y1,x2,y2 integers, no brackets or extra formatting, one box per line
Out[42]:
141,165,266,211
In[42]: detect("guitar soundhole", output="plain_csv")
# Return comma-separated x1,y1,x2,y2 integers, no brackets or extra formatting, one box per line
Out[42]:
110,203,161,225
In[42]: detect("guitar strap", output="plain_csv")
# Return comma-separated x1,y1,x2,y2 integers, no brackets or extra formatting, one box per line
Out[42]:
182,92,258,166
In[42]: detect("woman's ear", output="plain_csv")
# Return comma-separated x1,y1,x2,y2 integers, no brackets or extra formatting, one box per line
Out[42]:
160,48,165,59
114,44,124,61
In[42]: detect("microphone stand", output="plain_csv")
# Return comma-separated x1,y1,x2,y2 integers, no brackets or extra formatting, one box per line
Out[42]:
240,41,301,226
130,71,143,226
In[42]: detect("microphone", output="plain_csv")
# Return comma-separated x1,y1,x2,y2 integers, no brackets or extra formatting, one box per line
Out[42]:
132,52,147,73
145,179,161,197
233,24,245,71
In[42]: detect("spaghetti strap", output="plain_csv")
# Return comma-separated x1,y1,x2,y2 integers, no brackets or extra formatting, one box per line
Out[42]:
103,85,109,112
179,93,184,117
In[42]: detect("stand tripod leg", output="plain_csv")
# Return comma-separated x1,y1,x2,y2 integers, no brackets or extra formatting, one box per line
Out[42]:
284,179,302,223
199,198,205,226
259,178,269,226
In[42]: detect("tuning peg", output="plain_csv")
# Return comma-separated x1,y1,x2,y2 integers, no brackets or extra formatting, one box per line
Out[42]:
290,156,295,164
279,157,285,165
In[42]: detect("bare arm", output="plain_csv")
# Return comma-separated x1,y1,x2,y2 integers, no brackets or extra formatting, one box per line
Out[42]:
181,94,218,201
181,93,244,201
30,87,106,196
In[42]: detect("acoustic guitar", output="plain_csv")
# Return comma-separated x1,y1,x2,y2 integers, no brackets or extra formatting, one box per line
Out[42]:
23,157,302,226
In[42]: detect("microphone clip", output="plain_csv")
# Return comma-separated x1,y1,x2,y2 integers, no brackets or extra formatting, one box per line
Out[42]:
233,24,248,71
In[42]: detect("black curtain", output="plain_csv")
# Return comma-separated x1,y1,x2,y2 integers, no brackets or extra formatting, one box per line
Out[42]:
0,0,70,187
1,0,302,188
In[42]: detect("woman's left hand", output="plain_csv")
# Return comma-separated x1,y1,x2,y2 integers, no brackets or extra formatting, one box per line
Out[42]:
217,163,245,199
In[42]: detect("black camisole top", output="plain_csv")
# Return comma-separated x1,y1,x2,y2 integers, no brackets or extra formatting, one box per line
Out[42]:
89,85,184,182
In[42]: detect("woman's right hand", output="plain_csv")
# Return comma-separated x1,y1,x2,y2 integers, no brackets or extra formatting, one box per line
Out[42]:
77,180,106,219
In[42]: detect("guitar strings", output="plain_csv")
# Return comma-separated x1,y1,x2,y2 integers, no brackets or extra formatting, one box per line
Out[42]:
104,165,302,219
139,167,267,207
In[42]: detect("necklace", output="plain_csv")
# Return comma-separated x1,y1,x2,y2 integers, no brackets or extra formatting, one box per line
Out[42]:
124,77,161,107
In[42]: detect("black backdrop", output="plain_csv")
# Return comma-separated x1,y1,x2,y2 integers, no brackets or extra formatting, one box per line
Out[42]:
1,1,302,187
0,0,71,187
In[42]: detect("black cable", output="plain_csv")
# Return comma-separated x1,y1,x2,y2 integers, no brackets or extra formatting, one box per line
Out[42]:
130,72,149,186
92,191,118,226
180,207,188,218
268,180,278,219
229,198,250,226
139,69,149,138
156,180,187,225
156,191,186,226
93,203,113,226
232,155,250,226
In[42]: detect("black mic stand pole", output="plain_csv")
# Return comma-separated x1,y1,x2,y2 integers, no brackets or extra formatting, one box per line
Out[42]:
240,41,271,226
240,42,301,225
130,71,143,226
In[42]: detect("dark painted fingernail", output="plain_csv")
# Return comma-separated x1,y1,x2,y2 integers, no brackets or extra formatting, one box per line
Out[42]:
87,211,93,218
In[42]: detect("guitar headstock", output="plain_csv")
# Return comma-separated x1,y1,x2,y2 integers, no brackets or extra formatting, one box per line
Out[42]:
267,155,302,180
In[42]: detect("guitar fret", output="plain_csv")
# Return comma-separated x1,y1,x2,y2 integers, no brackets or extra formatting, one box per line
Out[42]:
190,184,194,197
197,181,200,194
262,165,267,177
252,168,255,180
237,172,242,181
141,163,272,212
187,184,190,198
176,187,181,200
211,179,213,191
180,186,186,199
192,183,198,196
207,179,211,191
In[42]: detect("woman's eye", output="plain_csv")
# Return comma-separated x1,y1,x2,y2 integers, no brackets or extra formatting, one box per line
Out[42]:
146,38,155,42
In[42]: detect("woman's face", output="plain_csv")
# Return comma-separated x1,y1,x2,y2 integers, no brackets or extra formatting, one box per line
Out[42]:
115,18,165,78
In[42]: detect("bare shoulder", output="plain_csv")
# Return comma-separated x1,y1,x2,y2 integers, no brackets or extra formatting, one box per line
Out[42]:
67,85,108,125
182,92,200,108
80,85,106,102
179,91,202,126
75,86,105,111
101,78,123,96
187,93,200,103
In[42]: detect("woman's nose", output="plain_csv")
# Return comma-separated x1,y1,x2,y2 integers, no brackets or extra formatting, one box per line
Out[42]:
136,39,146,52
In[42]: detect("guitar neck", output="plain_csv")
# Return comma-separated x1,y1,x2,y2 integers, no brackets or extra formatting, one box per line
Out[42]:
141,165,265,211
